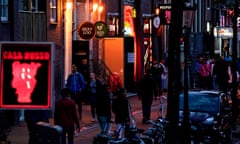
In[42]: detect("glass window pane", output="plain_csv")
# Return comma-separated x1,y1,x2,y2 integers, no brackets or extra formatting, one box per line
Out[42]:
50,0,57,23
1,0,8,21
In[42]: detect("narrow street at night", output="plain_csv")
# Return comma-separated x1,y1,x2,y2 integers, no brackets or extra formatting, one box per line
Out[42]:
7,93,240,144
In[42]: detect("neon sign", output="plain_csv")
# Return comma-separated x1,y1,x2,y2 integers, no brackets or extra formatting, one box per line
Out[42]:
12,61,42,103
0,42,54,109
2,51,50,60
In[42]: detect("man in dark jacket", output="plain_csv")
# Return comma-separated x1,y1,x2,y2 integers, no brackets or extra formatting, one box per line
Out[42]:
112,88,130,138
66,64,85,120
138,69,157,124
96,84,112,134
54,88,80,144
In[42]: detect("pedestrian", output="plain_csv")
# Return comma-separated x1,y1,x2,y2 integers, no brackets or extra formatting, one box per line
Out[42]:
211,57,218,90
194,56,203,88
159,59,168,93
109,72,123,96
54,88,80,144
87,72,101,122
78,59,90,104
214,56,229,92
66,64,85,120
138,69,157,124
24,110,49,144
199,57,211,89
96,84,112,134
112,88,130,138
151,60,164,99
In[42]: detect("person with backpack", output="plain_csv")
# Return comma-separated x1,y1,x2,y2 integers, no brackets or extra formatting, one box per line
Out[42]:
151,61,164,99
54,88,80,144
66,64,85,121
96,84,112,134
112,88,130,138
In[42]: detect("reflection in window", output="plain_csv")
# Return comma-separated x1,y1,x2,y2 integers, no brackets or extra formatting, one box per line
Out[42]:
107,16,119,36
179,93,219,113
0,0,8,21
50,0,57,23
20,0,40,11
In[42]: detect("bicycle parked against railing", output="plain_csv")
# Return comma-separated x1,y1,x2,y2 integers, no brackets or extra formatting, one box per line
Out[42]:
92,123,147,144
142,118,169,144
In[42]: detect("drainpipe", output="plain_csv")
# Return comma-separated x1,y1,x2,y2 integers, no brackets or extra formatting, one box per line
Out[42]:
64,0,73,83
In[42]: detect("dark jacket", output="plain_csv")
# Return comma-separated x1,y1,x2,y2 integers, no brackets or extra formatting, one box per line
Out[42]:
54,97,80,129
66,72,85,93
112,96,130,123
96,86,112,121
138,73,156,100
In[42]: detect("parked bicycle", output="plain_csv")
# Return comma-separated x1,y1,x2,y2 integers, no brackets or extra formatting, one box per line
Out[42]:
92,123,147,144
142,118,169,144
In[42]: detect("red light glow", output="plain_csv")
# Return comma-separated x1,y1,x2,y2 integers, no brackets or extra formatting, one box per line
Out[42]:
3,51,50,60
124,5,135,36
11,61,42,103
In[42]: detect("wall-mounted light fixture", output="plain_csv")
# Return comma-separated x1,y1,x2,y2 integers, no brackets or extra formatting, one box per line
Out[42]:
92,3,104,21
155,6,160,16
206,21,211,33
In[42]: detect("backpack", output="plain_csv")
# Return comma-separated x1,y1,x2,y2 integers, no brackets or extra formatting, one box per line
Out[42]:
152,63,164,76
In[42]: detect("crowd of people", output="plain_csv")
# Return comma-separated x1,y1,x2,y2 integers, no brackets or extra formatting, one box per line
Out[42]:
24,58,169,144
18,52,240,144
194,55,240,93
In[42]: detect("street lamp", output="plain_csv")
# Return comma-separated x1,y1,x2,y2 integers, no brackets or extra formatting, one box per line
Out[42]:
182,2,195,143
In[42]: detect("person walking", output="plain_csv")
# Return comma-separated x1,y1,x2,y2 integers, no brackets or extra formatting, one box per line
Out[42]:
138,69,157,124
112,88,130,138
66,64,85,120
214,56,229,92
96,84,112,134
54,88,80,144
151,61,164,99
78,59,90,104
199,57,211,89
159,59,168,93
87,72,101,122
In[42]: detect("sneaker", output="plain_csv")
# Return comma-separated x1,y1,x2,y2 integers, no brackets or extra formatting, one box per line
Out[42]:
91,118,97,122
74,131,79,137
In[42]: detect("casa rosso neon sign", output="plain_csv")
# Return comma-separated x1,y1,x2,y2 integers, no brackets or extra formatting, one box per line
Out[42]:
0,42,54,109
2,51,50,60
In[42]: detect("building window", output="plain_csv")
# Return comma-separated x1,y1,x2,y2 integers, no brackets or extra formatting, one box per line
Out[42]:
31,0,38,11
0,0,8,21
50,0,57,23
20,0,45,12
107,16,119,36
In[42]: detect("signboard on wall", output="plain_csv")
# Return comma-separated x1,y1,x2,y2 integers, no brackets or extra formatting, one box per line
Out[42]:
159,4,171,25
0,42,54,109
95,21,108,38
78,22,95,40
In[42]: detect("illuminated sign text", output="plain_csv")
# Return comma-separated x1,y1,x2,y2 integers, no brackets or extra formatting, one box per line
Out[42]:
0,42,53,109
3,51,50,60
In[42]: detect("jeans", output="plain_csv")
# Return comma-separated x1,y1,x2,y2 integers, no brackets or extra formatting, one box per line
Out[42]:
61,127,74,144
98,116,110,133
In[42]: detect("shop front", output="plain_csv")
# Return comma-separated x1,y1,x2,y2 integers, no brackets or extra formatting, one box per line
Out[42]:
213,26,233,56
